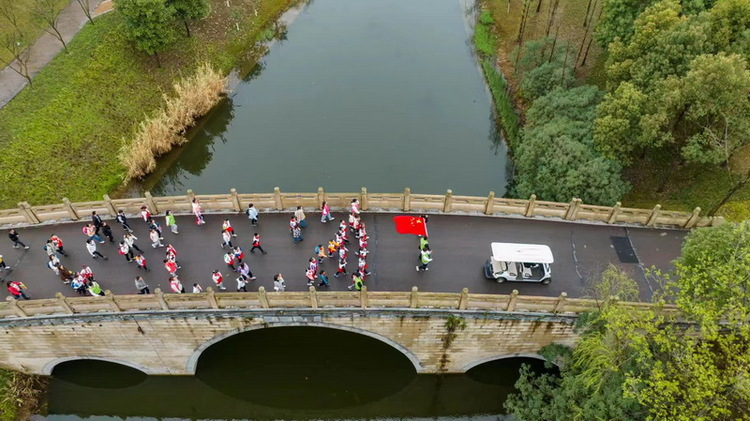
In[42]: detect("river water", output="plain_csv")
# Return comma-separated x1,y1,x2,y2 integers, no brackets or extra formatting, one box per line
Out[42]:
142,0,508,197
38,326,554,420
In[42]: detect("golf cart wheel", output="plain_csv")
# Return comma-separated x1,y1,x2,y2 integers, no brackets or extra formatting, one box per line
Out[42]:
496,277,505,284
541,278,551,285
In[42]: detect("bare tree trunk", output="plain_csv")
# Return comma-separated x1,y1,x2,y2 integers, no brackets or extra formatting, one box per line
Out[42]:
183,20,191,37
580,35,594,66
154,52,162,68
708,169,750,216
75,0,94,24
47,25,67,51
536,0,544,13
583,0,594,26
548,25,559,63
545,0,560,37
560,41,569,86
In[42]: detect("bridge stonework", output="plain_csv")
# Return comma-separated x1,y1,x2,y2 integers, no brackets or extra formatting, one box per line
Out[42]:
0,309,579,375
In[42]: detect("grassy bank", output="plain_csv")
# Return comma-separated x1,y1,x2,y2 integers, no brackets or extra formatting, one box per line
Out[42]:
473,10,521,148
0,0,297,208
0,368,47,420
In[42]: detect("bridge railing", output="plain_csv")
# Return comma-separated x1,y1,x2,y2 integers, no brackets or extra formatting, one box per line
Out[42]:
3,187,720,229
0,287,679,319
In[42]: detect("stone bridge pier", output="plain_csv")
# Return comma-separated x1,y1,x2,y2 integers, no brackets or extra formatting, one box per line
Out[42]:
0,309,579,375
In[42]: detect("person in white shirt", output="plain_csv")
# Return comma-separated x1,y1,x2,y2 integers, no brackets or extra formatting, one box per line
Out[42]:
273,273,285,292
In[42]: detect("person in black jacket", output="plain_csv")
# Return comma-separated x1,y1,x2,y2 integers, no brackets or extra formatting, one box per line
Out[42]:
91,211,103,235
8,229,29,249
100,221,114,243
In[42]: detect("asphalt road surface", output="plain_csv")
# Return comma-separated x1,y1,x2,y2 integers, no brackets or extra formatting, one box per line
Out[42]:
0,212,686,301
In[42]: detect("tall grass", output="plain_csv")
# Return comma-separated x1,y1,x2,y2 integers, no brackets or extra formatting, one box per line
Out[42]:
473,9,521,148
121,63,227,180
0,369,47,421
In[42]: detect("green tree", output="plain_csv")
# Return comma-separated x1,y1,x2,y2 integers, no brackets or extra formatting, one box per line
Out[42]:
167,0,210,37
114,0,176,65
593,82,648,163
513,38,576,102
514,86,629,205
708,0,750,52
595,0,655,47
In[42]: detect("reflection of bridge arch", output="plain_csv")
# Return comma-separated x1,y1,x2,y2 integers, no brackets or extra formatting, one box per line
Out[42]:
41,356,152,375
185,322,425,374
461,353,552,372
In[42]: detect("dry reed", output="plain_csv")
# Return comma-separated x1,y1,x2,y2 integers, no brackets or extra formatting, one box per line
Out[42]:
121,63,227,180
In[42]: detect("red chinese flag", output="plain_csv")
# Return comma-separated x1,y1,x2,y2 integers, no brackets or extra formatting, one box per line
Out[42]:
393,216,428,236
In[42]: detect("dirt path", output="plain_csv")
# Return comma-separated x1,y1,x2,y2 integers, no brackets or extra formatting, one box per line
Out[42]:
0,0,109,108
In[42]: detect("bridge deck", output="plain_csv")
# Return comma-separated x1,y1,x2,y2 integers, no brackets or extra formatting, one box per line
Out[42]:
1,212,685,301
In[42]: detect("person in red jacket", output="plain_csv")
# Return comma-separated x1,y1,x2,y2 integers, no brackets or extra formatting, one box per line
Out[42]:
212,270,226,290
163,259,178,276
7,281,29,300
250,233,267,254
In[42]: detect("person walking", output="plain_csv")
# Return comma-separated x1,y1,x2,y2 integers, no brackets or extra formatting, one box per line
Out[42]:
334,257,348,278
419,235,429,252
165,210,179,235
80,265,95,283
87,280,105,296
417,246,433,272
149,220,164,239
318,270,330,288
8,229,29,250
7,281,29,299
212,270,227,290
321,201,334,223
224,252,237,272
192,283,204,293
0,255,6,271
169,276,185,293
327,240,338,258
348,273,364,291
116,210,133,233
245,204,259,226
273,273,286,292
220,229,233,249
85,240,107,260
165,244,179,265
351,199,360,216
124,232,144,254
135,276,150,294
237,262,256,280
150,229,164,248
118,241,133,262
71,276,87,295
292,225,303,244
192,198,205,225
50,234,67,256
100,222,115,243
48,255,62,278
236,274,249,292
44,240,61,260
222,219,237,238
57,262,75,284
134,254,149,271
140,206,152,224
164,259,178,276
305,267,315,286
91,211,104,235
232,246,245,264
83,224,104,244
315,244,327,264
250,233,267,254
294,206,307,228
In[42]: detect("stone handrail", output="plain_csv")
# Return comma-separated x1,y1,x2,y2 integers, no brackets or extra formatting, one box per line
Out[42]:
2,187,720,228
0,287,678,319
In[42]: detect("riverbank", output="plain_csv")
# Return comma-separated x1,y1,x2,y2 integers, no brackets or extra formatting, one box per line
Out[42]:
0,0,299,208
0,369,47,421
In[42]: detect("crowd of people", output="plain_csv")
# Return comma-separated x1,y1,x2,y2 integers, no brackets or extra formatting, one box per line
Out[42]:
3,198,432,300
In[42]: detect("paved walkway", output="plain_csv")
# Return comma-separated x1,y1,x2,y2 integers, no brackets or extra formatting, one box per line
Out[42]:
0,0,107,108
0,212,686,301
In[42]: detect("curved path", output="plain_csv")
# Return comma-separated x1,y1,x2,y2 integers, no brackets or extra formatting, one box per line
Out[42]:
0,212,685,301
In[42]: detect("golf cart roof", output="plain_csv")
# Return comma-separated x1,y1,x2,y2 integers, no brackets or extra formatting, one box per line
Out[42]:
491,242,554,264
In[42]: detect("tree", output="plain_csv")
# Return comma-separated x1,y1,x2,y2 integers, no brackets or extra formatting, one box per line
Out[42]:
708,0,750,52
114,0,177,66
75,0,95,25
514,86,630,205
675,222,750,328
594,0,654,47
33,0,68,51
593,82,647,162
167,0,210,37
0,32,33,86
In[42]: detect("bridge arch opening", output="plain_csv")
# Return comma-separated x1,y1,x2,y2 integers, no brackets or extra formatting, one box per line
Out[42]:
45,357,148,389
192,324,418,409
464,354,560,386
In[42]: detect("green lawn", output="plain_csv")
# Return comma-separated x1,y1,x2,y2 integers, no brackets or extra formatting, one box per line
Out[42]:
0,0,70,64
0,0,296,208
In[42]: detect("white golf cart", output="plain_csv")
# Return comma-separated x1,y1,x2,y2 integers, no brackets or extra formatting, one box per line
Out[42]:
483,242,553,284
